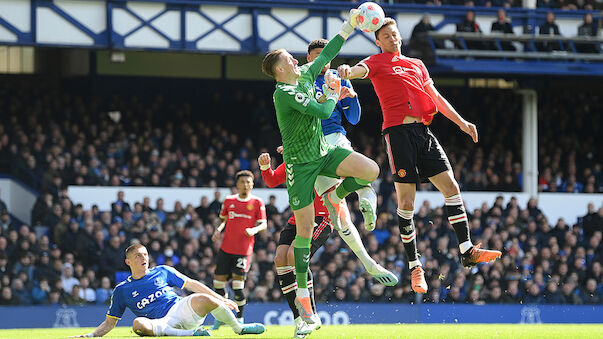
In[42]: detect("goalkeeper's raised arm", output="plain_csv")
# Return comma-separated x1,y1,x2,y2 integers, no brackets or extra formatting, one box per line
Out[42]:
305,9,360,82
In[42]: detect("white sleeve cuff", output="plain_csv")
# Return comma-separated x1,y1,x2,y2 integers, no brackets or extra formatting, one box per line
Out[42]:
260,164,270,171
357,62,370,79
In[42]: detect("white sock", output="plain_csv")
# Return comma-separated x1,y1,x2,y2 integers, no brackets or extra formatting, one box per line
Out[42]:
211,304,243,334
357,186,377,209
409,260,421,270
152,322,195,336
459,241,473,254
296,287,310,299
338,205,376,270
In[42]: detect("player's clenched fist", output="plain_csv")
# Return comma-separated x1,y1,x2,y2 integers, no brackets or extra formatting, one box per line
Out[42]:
337,64,352,79
258,153,271,170
323,70,342,102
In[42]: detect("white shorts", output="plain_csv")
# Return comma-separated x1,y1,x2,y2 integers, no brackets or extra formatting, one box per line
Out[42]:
151,295,205,330
314,133,353,196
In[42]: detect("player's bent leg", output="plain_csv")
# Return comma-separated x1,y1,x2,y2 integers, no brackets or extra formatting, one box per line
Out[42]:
429,171,501,266
132,317,154,336
335,151,379,182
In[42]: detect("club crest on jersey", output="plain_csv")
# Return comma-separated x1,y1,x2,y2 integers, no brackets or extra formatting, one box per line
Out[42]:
247,204,254,211
294,92,310,107
154,277,164,286
295,93,304,103
230,204,235,208
398,169,407,178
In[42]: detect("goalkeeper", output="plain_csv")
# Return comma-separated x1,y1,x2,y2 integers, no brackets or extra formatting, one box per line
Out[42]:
261,9,379,324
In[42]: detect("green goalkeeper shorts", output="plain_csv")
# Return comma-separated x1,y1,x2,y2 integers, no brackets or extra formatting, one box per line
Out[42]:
285,146,352,210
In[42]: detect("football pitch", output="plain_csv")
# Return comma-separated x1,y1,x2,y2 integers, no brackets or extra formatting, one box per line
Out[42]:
1,324,602,339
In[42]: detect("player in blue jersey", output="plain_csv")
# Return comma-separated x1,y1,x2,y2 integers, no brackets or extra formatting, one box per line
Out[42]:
307,39,397,287
71,244,264,337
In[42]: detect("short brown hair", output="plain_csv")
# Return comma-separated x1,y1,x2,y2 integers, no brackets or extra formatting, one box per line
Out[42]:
125,243,145,258
307,39,328,54
262,49,285,79
235,170,254,182
375,17,397,40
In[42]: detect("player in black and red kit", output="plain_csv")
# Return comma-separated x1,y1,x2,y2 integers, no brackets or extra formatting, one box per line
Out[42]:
211,170,267,327
338,18,501,294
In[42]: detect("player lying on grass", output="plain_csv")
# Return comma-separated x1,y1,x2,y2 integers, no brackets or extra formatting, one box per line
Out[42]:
70,244,264,337
259,149,397,337
262,8,380,324
337,17,502,294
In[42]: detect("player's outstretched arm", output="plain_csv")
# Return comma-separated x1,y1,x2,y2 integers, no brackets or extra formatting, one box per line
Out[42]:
306,9,359,80
70,316,118,337
424,82,478,143
338,64,368,80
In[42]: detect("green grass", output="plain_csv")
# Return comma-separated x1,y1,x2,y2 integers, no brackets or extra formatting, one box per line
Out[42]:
1,324,602,339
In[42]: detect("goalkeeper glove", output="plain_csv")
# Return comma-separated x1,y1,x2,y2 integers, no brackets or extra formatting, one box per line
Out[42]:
322,70,342,103
339,9,360,39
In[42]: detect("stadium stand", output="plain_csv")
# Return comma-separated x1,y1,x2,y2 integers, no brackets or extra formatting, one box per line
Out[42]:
0,81,600,195
0,188,601,306
0,79,601,307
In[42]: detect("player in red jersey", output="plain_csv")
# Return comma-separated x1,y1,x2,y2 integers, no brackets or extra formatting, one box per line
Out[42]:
259,148,397,338
211,170,267,327
338,18,501,294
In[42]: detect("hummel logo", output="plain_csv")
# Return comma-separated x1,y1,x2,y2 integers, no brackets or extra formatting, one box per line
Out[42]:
132,291,139,297
303,254,310,262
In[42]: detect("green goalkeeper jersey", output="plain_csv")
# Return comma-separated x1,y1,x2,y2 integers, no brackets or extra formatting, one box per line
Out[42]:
273,35,344,164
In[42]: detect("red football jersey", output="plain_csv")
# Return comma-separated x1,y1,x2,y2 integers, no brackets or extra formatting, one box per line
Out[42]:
358,52,438,130
260,163,329,225
219,194,266,256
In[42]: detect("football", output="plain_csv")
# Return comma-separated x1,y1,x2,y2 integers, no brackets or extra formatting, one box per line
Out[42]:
356,2,386,33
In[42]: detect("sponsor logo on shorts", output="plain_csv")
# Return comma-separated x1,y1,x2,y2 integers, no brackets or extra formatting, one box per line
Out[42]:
398,169,407,178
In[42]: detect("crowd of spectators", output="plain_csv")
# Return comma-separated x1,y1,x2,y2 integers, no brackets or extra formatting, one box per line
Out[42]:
0,74,601,308
411,9,601,54
343,0,603,10
0,81,600,196
0,186,601,307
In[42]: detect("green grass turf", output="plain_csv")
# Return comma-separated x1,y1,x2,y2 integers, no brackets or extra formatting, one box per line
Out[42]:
1,324,602,339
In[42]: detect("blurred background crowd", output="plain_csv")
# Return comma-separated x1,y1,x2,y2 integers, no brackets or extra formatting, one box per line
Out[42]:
0,79,601,307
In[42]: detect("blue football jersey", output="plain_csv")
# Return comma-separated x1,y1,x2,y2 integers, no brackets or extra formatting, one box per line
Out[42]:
107,265,187,320
314,73,361,136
